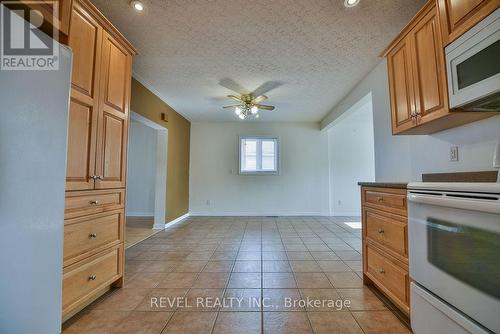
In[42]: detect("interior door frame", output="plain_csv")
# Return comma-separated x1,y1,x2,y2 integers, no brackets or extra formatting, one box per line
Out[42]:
129,111,168,229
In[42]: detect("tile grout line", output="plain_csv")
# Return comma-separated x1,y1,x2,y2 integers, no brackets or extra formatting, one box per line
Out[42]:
209,219,245,334
288,218,321,334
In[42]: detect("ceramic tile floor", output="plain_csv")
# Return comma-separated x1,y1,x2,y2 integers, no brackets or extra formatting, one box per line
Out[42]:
125,216,162,248
63,216,411,334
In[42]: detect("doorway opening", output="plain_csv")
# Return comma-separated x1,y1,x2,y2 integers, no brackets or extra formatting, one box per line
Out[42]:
125,112,168,248
327,92,375,217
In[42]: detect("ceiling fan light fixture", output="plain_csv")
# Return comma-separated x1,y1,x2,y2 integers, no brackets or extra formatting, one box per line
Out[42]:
234,107,242,115
250,106,258,114
344,0,360,8
238,113,245,120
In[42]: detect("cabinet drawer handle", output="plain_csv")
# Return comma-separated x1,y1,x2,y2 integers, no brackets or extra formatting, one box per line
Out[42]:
89,233,97,239
89,200,99,205
378,228,384,234
89,274,97,281
378,268,385,274
377,197,384,202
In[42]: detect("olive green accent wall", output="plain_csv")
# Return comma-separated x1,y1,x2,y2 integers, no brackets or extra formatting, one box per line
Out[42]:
130,78,190,222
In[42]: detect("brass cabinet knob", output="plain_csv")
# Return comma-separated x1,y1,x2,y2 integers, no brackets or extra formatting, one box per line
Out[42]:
377,197,384,202
89,200,99,205
379,268,385,274
89,233,97,239
89,274,97,281
378,228,384,234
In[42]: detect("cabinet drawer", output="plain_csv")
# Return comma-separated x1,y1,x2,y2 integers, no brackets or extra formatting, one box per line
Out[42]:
364,188,407,216
365,243,409,313
62,245,122,316
365,209,408,259
65,189,124,219
64,210,123,266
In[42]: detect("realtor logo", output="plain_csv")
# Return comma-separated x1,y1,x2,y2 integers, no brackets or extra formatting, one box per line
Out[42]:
0,1,59,70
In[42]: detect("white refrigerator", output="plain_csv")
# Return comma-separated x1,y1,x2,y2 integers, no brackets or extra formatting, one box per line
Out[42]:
0,42,72,333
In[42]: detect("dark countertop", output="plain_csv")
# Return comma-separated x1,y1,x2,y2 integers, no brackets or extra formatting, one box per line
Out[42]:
358,182,407,189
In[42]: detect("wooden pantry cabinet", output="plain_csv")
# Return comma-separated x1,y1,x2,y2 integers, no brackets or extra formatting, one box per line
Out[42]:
384,0,495,135
62,0,136,320
10,0,73,42
360,186,410,316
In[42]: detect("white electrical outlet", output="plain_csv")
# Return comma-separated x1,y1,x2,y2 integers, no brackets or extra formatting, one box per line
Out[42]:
450,146,459,162
493,139,500,168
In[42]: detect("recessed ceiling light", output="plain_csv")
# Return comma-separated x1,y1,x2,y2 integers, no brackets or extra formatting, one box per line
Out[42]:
130,0,144,11
344,0,360,8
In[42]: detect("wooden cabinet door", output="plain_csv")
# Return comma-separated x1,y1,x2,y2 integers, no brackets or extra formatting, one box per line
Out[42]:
387,38,417,134
94,32,132,189
410,7,449,125
65,2,102,191
438,0,500,45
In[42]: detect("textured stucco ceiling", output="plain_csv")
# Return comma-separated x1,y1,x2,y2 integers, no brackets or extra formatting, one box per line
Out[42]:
91,0,426,122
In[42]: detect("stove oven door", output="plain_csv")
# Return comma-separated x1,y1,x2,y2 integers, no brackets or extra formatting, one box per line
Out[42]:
408,191,500,333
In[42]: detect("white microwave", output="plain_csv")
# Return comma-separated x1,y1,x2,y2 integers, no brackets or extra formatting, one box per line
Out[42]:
445,8,500,112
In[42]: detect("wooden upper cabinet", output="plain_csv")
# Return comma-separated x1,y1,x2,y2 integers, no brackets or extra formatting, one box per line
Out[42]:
438,0,500,45
387,39,417,134
386,2,447,134
94,32,133,189
65,1,102,191
384,0,494,135
410,7,449,124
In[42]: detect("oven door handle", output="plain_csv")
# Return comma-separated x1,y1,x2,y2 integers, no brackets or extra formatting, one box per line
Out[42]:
408,193,500,214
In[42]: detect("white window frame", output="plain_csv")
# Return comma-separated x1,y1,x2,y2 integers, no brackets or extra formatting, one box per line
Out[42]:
239,136,279,175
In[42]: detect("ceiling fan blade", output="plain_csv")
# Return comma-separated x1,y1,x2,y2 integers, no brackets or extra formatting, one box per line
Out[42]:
256,104,275,111
251,81,283,96
219,78,249,95
222,105,242,109
227,95,243,102
252,95,268,104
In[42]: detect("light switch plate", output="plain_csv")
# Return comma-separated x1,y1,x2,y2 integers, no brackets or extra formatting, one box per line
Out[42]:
450,146,459,162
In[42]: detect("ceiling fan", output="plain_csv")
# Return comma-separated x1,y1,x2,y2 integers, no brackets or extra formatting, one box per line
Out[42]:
223,94,275,120
220,78,280,120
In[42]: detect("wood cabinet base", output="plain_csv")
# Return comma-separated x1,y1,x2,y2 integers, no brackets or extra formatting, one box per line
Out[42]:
361,186,410,316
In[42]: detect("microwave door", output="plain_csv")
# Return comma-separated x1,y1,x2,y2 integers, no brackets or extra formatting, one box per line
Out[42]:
446,9,500,109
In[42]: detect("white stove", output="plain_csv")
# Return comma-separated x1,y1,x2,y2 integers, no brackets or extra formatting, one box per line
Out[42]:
407,182,500,334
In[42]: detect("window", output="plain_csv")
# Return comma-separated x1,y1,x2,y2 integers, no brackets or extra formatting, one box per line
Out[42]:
239,137,279,174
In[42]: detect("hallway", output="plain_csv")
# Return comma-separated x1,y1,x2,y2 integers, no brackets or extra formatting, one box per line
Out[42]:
63,216,409,334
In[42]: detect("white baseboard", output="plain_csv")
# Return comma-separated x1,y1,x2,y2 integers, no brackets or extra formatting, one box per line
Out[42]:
165,213,190,228
126,211,154,217
331,211,361,217
189,211,331,217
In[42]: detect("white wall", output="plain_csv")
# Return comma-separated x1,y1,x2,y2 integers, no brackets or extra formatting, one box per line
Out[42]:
127,120,157,216
328,95,375,216
322,60,500,182
190,122,330,215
